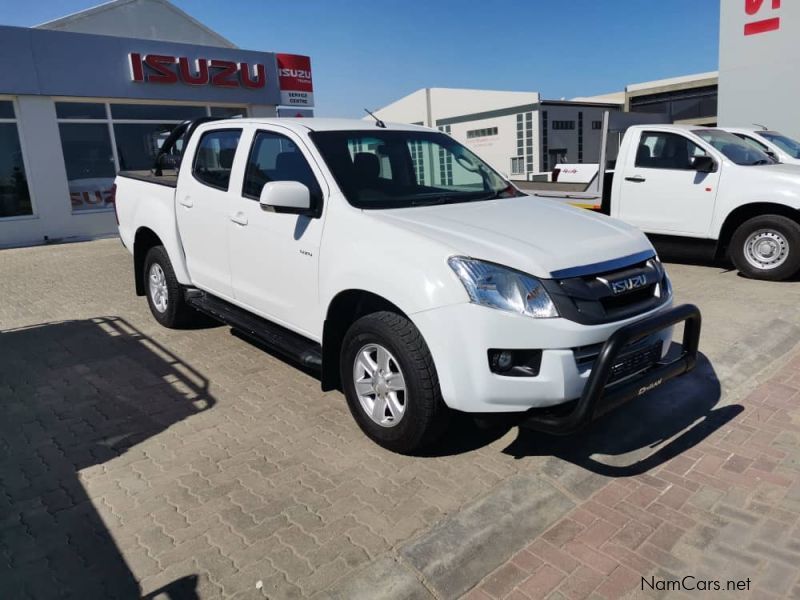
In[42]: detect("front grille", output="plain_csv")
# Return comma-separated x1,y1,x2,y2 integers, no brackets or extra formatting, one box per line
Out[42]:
600,284,657,312
542,255,669,325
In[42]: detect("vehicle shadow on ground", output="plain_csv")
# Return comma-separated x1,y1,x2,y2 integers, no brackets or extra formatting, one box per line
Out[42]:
424,349,742,478
0,317,212,599
501,350,743,475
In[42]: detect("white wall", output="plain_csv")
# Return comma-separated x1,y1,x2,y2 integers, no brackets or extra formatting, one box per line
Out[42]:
719,2,800,138
448,113,531,178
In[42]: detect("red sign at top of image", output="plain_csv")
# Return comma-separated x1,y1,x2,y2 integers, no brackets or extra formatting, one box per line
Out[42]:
744,0,781,36
129,53,266,89
276,54,313,93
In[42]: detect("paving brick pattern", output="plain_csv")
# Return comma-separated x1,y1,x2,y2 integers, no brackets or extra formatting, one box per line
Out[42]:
1,239,800,599
0,240,527,598
470,351,800,600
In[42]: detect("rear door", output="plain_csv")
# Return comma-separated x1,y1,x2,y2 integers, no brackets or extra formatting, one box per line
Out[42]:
617,130,719,236
227,127,327,336
175,127,242,299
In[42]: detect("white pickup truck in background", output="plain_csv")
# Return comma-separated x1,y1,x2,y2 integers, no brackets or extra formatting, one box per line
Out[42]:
519,115,800,281
114,117,700,453
724,127,800,166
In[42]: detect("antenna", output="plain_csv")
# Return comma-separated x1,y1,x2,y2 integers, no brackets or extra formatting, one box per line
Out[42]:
753,123,768,130
364,108,386,128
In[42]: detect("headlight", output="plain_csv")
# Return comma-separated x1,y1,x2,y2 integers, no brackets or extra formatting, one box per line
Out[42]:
448,257,559,318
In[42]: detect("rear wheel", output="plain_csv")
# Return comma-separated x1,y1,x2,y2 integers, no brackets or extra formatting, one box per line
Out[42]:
144,245,195,328
340,311,449,454
730,215,800,281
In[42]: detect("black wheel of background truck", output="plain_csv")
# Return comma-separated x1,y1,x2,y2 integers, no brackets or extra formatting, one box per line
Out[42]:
729,215,800,281
143,245,195,328
340,311,450,454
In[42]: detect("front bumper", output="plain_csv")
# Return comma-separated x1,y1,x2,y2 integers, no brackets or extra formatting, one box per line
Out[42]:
410,298,690,413
522,303,701,434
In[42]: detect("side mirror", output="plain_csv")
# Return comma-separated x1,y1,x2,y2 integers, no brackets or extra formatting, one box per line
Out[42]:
691,155,716,173
259,181,312,215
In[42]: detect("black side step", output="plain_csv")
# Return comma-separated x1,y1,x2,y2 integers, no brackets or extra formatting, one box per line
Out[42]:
185,291,322,373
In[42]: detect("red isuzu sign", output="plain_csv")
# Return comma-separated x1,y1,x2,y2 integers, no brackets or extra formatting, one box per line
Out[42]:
276,54,314,107
129,53,266,89
744,0,781,35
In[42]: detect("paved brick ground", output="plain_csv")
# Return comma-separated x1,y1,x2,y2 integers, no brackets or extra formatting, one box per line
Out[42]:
466,350,800,600
1,238,799,599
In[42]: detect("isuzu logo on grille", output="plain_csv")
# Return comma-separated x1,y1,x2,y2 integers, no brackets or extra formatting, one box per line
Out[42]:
608,274,648,295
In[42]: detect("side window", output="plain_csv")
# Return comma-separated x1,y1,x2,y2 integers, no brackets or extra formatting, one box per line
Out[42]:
635,131,706,170
243,131,322,201
192,129,242,190
734,133,770,153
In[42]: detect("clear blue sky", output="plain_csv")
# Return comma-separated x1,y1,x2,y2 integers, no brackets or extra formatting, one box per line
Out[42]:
0,0,721,117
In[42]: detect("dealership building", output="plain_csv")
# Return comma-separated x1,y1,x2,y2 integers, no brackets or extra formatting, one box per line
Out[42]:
0,0,313,248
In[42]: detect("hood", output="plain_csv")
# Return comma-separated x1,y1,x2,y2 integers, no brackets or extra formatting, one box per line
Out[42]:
366,196,653,278
752,162,800,177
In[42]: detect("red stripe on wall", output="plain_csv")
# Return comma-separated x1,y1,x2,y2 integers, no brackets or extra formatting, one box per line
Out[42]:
744,17,781,35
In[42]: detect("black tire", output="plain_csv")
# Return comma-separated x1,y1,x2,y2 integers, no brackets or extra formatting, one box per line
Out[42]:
143,245,195,328
340,311,449,454
729,215,800,281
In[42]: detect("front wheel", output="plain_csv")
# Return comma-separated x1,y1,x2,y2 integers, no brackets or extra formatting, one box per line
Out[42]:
340,311,450,454
729,215,800,281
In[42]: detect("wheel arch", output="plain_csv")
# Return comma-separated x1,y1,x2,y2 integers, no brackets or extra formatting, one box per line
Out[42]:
133,227,164,296
715,203,800,259
321,289,409,392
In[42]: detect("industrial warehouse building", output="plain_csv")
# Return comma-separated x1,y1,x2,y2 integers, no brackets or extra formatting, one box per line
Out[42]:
371,71,720,179
0,0,313,248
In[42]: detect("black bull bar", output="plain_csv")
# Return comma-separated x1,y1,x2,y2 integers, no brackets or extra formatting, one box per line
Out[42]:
523,303,702,435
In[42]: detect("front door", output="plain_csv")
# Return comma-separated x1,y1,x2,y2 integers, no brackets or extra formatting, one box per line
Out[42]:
228,128,326,337
617,130,719,236
175,127,242,299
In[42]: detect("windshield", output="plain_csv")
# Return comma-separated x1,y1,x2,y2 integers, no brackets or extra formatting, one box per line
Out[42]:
693,129,774,165
760,131,800,159
309,129,521,209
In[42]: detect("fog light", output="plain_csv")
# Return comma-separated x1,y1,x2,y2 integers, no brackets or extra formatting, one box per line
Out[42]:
495,351,514,371
488,349,543,377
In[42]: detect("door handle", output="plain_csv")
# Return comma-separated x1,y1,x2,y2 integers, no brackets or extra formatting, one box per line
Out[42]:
230,212,249,226
625,176,646,183
179,197,193,208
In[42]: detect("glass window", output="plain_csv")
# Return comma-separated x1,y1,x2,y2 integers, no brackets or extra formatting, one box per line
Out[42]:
243,131,321,200
58,123,116,212
211,106,247,118
760,131,800,159
55,102,106,120
310,130,520,209
0,101,15,119
192,129,241,190
110,104,206,120
733,133,771,154
114,123,175,171
0,123,33,218
635,132,708,170
693,129,773,166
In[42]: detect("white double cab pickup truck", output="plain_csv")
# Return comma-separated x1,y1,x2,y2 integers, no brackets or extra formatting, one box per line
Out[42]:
115,117,701,453
723,127,800,166
525,114,800,281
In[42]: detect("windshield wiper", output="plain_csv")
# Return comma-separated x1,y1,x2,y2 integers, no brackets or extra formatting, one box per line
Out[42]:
748,159,772,165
